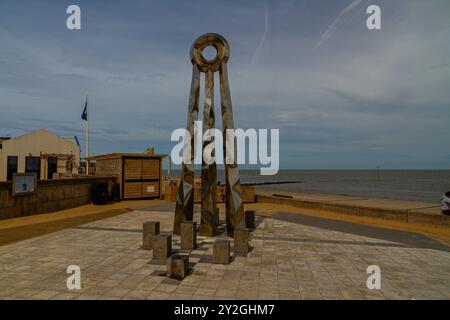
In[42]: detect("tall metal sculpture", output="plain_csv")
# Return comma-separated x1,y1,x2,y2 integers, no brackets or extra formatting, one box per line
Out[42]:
173,33,244,237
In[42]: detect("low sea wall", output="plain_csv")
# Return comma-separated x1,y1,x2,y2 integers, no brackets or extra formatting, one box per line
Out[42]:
256,194,450,228
0,176,115,220
162,179,256,203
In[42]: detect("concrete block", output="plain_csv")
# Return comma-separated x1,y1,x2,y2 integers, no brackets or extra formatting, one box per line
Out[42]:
245,210,256,229
143,221,160,249
213,239,231,264
234,228,250,254
153,233,172,260
167,255,189,279
181,221,197,250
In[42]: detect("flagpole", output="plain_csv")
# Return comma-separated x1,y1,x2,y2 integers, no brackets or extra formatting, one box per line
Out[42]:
86,94,90,174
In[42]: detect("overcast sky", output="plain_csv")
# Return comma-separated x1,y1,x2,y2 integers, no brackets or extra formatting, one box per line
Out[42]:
0,0,449,169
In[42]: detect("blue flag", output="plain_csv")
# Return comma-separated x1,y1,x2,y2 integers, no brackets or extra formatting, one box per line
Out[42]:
81,98,88,121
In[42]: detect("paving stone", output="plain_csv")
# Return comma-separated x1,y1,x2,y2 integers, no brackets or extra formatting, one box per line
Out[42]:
30,290,61,300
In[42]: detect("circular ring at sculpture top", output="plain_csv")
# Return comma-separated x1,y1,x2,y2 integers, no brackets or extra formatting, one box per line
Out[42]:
190,33,230,72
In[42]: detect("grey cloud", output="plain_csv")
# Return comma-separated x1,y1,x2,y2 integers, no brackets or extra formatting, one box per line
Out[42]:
0,0,449,168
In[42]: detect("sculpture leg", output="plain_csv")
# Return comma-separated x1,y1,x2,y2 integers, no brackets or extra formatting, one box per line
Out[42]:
173,65,200,235
219,62,244,237
200,69,218,236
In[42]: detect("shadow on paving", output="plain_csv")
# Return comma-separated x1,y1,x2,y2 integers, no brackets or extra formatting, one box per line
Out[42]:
71,226,142,233
271,212,450,252
138,203,176,212
0,208,133,246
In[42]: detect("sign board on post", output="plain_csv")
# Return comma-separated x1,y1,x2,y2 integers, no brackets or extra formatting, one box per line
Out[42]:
12,173,37,196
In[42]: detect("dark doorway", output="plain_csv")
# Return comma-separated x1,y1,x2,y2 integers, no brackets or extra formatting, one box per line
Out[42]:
25,156,41,180
6,156,18,181
47,156,57,179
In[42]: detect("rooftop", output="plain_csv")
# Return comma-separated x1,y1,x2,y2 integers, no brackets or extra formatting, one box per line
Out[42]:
87,152,167,160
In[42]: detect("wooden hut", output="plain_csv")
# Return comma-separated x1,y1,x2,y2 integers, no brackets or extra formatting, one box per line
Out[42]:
89,153,166,200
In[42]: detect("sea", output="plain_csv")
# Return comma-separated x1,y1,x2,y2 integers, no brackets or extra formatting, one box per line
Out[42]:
171,170,450,203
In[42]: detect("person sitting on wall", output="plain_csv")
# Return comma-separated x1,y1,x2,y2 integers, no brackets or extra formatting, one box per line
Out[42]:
441,191,450,216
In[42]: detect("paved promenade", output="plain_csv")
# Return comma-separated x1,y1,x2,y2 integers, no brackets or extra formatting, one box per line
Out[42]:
1,203,449,300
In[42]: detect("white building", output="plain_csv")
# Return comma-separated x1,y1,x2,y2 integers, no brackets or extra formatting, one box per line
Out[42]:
0,129,81,181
